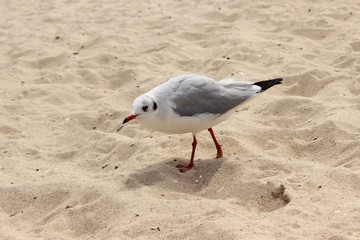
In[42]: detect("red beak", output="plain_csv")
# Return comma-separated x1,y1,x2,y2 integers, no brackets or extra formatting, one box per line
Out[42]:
123,114,138,124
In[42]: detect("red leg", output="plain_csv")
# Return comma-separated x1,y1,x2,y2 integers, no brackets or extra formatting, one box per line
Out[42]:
176,135,197,173
208,128,223,158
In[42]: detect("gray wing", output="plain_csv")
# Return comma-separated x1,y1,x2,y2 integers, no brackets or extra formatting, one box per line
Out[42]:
167,75,260,117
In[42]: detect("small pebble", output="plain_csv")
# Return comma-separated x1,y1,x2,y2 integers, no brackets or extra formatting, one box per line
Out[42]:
151,227,160,231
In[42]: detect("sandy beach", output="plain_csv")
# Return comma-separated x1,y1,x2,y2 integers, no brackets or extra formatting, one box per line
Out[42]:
1,0,360,239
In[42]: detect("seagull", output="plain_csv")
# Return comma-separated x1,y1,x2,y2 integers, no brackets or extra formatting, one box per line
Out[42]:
123,74,282,173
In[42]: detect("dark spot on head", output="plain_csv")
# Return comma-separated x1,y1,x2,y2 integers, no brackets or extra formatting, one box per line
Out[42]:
153,102,157,110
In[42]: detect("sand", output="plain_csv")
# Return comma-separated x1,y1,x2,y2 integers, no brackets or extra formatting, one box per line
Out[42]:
1,0,360,239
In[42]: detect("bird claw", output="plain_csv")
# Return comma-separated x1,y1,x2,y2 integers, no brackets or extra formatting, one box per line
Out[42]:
216,147,223,158
176,164,193,173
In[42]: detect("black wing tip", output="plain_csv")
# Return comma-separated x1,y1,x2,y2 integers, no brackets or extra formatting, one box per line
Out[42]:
254,78,283,91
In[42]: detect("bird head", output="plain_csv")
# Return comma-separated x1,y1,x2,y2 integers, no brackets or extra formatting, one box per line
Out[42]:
123,94,158,124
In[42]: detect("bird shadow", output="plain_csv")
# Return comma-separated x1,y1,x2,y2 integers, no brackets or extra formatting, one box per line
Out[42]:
124,157,226,194
124,156,291,212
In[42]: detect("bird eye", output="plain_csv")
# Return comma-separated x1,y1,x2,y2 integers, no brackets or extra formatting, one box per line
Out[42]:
142,105,149,112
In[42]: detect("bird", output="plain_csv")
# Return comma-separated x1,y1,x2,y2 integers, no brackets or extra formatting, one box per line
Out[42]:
123,74,282,173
